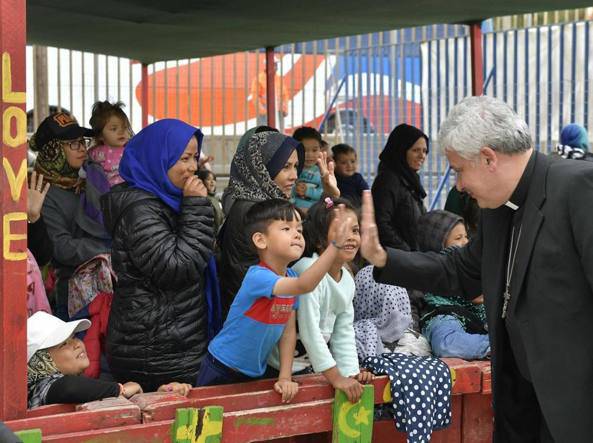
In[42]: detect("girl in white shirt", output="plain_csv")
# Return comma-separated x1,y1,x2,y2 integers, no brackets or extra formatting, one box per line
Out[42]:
269,197,373,403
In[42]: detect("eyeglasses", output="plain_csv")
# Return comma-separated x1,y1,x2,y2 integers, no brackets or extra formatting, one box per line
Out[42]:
62,138,90,152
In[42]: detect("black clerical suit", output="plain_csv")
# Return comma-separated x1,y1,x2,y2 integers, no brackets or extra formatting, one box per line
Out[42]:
374,151,593,442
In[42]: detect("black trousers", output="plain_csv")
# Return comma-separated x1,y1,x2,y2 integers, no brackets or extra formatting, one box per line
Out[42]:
493,331,555,442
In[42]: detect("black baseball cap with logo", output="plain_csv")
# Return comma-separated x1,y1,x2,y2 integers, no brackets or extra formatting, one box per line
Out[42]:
33,112,94,148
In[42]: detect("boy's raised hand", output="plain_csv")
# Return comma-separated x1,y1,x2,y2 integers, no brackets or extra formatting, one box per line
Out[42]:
317,152,340,198
274,378,299,403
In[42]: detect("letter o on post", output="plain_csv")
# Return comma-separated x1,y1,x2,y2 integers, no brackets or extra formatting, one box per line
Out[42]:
3,106,26,148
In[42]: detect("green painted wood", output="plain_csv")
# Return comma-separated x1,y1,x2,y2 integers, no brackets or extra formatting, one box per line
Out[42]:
332,385,374,443
172,406,224,443
14,429,42,443
172,408,191,443
197,406,223,443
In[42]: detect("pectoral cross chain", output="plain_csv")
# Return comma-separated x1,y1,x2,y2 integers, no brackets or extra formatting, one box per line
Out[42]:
502,226,522,319
501,286,511,319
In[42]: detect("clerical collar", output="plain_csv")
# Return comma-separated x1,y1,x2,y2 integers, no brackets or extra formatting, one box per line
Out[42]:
505,201,519,210
504,150,537,211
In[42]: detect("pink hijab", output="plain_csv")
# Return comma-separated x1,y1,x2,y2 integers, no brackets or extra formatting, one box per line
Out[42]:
27,249,51,317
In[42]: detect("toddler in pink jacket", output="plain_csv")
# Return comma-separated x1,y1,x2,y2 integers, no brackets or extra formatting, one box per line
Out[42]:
88,101,133,187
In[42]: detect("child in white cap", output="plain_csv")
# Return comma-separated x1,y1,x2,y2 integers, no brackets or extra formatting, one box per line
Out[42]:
27,312,189,408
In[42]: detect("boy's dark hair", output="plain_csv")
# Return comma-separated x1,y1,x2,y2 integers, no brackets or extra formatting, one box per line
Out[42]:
197,169,216,182
89,100,132,136
292,126,322,143
320,139,329,149
331,143,357,160
303,197,359,256
245,199,300,245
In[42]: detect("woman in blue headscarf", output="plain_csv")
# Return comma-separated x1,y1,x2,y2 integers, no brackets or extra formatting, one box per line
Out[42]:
101,119,214,391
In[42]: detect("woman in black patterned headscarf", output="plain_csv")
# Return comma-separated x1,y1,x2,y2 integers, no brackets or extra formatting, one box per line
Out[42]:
31,113,110,321
221,127,301,213
218,128,304,314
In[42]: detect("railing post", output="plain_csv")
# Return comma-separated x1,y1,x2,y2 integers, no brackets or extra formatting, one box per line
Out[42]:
32,45,48,129
141,63,149,127
265,46,276,128
469,22,484,96
0,0,28,420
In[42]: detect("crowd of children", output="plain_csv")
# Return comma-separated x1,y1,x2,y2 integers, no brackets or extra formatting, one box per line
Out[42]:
31,100,593,440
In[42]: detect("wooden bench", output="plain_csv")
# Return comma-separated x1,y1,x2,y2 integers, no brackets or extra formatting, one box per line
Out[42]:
6,358,493,442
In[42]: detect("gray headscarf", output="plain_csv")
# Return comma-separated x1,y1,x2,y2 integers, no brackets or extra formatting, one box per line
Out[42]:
222,130,303,213
353,266,412,361
416,210,463,253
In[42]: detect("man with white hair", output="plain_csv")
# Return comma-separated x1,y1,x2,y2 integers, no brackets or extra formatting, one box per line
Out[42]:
360,96,593,442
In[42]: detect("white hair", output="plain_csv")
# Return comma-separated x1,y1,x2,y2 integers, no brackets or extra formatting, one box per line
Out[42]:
438,96,533,159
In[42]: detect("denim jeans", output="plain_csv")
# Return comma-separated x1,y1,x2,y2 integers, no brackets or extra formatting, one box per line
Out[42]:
424,315,490,360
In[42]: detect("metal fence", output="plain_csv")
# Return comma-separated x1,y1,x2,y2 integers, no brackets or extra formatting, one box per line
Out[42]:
26,20,592,208
492,7,593,30
421,20,593,207
483,21,592,153
26,48,143,133
26,24,466,182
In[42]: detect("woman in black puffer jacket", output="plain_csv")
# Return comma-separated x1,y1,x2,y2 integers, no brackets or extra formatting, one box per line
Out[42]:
101,119,213,391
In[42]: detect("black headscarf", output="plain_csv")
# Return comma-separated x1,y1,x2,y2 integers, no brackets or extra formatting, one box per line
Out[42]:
379,123,429,199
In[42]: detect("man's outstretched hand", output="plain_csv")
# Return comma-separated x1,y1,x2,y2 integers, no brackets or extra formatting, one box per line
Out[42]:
360,190,387,268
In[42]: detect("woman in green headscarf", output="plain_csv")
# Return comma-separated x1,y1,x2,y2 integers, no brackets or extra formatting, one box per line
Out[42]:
31,113,110,321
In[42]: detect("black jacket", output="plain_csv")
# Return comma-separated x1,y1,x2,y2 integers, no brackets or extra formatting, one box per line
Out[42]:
218,199,258,316
28,216,53,267
46,375,119,405
371,167,426,251
374,152,593,442
101,185,214,391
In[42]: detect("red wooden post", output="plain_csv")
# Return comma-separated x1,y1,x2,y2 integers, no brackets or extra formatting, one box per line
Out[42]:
461,393,493,443
265,46,276,128
141,63,149,127
0,0,28,420
469,22,484,96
